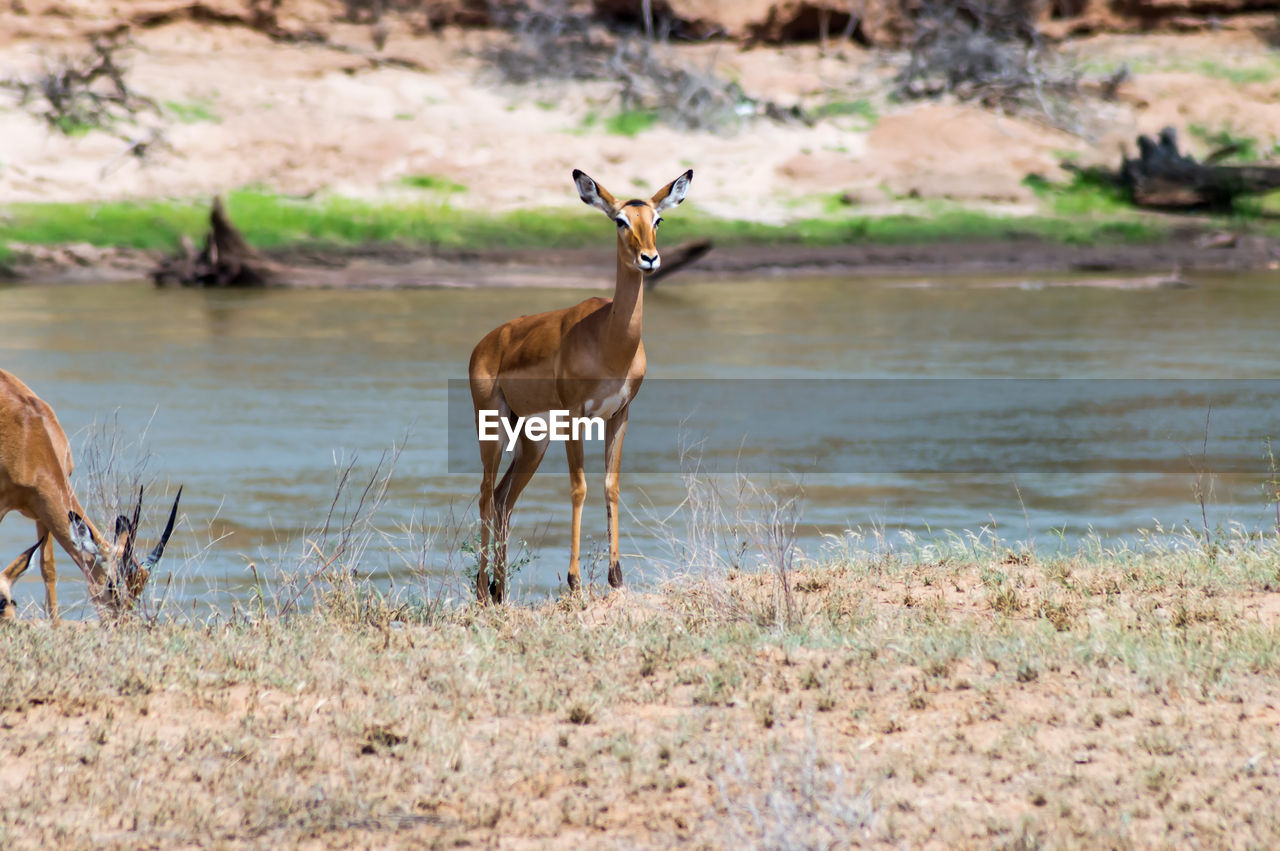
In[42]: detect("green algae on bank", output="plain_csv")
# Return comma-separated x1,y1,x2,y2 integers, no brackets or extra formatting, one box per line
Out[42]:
0,190,1178,262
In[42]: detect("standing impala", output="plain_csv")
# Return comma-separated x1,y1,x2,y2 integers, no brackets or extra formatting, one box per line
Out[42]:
0,368,181,622
469,168,692,603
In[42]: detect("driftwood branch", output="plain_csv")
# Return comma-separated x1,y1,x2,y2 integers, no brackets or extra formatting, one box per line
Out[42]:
1117,127,1280,210
152,197,283,287
645,239,712,288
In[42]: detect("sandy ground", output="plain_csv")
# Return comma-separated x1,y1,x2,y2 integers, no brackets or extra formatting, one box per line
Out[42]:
1,18,1278,221
3,551,1280,847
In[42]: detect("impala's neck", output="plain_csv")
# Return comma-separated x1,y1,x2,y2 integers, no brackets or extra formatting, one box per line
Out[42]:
605,246,644,372
29,480,111,578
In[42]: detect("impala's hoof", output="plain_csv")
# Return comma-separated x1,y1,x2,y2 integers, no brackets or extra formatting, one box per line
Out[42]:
607,561,623,589
566,572,581,593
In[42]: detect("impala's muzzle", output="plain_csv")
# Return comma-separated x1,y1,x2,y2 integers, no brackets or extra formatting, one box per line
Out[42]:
637,253,660,272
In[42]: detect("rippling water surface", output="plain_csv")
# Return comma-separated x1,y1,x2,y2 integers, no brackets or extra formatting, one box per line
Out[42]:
2,272,1278,614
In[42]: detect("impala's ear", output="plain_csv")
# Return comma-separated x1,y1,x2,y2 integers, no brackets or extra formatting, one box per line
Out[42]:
68,511,101,559
652,169,692,213
573,169,618,218
3,536,45,584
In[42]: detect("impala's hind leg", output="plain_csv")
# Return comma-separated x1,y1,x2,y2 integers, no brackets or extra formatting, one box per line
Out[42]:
476,436,502,605
565,436,587,593
473,392,511,605
491,433,549,603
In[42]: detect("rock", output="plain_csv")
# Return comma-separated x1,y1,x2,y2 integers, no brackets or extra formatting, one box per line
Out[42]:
417,0,544,29
1039,0,1280,38
590,0,740,38
666,0,776,36
421,0,503,28
748,1,874,46
742,0,915,46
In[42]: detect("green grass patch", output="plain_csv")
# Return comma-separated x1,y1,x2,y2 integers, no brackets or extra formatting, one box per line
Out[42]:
51,117,97,137
398,174,468,193
1187,125,1279,163
666,203,1167,247
603,108,659,137
1077,55,1280,86
0,193,600,253
1193,59,1280,86
0,198,210,251
0,190,1177,260
1228,189,1280,221
163,98,220,125
1023,170,1132,216
811,98,877,127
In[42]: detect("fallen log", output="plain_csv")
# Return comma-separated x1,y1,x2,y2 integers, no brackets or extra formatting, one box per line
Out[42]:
152,196,284,287
1116,127,1280,210
645,239,713,288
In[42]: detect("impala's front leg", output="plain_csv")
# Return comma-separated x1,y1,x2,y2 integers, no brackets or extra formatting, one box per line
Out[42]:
603,409,629,589
35,522,57,623
565,436,587,592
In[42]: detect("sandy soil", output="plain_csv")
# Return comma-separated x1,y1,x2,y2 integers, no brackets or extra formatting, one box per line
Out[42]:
4,552,1280,847
2,14,1280,286
1,16,1278,219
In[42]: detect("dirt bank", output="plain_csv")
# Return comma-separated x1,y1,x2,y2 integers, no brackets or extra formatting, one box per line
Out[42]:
2,5,1279,286
6,227,1279,287
2,12,1278,214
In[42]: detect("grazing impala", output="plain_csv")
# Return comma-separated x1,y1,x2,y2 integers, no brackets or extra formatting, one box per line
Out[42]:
0,537,45,623
0,368,181,621
469,168,692,603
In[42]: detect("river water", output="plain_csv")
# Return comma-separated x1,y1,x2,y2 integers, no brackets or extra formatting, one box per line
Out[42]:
2,272,1278,615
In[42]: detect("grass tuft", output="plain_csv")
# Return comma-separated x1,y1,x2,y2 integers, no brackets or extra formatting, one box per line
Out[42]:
398,174,468,193
1022,170,1132,216
163,98,220,124
603,108,660,137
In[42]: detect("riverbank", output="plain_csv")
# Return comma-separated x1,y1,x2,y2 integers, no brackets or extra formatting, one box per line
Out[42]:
4,191,1278,286
3,535,1279,846
4,14,1280,287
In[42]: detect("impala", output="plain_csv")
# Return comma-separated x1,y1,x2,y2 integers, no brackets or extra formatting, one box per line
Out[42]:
469,168,692,603
0,368,181,621
0,537,44,623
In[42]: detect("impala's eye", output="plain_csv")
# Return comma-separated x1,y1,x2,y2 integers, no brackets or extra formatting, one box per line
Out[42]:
654,218,662,229
615,217,628,229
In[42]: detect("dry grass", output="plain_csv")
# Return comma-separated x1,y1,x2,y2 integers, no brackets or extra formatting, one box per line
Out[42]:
4,531,1280,847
